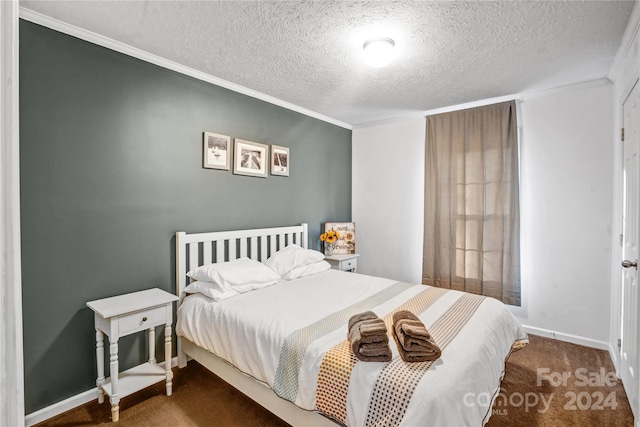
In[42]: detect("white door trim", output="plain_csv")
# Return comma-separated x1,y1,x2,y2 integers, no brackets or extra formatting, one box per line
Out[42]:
0,0,25,426
621,78,640,421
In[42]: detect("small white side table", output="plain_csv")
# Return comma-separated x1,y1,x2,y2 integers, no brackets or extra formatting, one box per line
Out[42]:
87,288,178,422
325,253,360,273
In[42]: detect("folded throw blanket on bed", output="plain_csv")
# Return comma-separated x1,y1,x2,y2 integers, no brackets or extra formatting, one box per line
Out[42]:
348,311,391,362
392,310,441,362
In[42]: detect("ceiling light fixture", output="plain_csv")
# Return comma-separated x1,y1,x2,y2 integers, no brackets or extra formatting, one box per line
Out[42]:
362,37,396,68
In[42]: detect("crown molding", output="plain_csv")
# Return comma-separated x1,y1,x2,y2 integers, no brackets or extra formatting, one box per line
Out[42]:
352,112,425,130
18,7,353,131
519,78,611,101
422,93,522,117
419,78,610,119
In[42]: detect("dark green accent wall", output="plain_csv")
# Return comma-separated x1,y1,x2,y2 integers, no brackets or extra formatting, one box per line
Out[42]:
19,20,351,413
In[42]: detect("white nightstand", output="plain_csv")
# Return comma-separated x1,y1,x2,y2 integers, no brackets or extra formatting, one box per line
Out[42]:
87,288,178,422
325,253,360,272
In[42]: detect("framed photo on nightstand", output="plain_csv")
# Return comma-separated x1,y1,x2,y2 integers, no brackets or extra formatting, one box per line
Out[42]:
323,222,356,254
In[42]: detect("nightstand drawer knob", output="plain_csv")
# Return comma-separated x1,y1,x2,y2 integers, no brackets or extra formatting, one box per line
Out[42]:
142,317,148,322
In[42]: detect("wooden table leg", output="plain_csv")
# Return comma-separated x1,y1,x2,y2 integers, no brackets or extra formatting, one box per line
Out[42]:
165,324,173,396
109,340,120,422
96,329,105,404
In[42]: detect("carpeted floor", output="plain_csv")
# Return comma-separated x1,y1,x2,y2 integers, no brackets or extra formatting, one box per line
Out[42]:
486,335,633,427
36,335,633,426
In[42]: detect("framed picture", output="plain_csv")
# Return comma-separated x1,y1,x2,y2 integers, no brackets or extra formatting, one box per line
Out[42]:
270,145,289,176
233,139,268,178
203,132,231,170
323,222,356,254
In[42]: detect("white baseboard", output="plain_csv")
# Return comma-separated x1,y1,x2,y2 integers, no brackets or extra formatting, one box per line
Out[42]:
25,387,98,427
522,324,610,350
608,342,620,375
25,358,177,427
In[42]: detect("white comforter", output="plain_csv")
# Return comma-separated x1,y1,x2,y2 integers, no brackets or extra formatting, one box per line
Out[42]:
176,269,527,426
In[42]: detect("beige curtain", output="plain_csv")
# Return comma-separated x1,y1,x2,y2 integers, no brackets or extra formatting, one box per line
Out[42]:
423,100,520,306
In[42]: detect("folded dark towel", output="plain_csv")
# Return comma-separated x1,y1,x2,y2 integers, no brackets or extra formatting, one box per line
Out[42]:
348,312,392,362
349,319,390,359
395,320,431,350
357,353,392,362
348,311,388,343
392,310,441,362
348,311,378,332
358,341,391,357
358,319,389,343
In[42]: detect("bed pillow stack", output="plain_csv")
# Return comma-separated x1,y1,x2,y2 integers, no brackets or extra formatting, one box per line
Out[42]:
265,244,330,280
185,257,280,301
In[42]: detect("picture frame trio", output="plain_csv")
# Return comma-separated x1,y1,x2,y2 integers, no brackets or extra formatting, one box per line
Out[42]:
203,132,289,178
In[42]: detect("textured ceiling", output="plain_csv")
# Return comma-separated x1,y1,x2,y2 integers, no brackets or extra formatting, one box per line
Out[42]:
20,1,634,126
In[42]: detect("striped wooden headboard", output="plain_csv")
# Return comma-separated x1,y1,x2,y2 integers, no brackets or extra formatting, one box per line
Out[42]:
175,223,308,300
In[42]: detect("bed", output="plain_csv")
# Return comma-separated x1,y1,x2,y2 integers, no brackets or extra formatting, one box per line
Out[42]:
175,223,527,426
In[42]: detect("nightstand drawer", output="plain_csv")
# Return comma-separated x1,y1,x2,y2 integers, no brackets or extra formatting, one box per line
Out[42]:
325,254,360,272
119,306,166,335
342,258,358,270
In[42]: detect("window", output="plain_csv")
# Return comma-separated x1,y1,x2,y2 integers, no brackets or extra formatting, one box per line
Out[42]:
422,101,520,306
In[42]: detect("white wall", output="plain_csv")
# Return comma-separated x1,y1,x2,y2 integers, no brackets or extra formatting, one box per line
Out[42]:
516,82,613,345
352,116,426,284
352,82,614,346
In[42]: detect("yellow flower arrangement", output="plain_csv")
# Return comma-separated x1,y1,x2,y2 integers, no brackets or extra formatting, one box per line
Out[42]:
320,230,341,255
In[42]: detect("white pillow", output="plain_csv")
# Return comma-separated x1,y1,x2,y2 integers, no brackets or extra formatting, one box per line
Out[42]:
264,245,325,277
184,280,239,301
184,279,278,302
281,260,331,280
184,280,275,302
187,257,280,290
